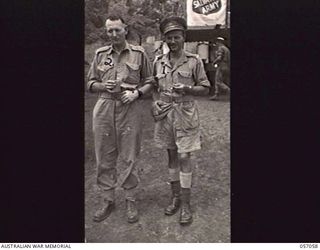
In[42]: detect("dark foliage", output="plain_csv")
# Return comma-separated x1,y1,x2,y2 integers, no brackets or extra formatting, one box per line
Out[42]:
85,0,186,44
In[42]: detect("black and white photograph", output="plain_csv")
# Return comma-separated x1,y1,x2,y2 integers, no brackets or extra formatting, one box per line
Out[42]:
84,0,231,242
2,0,320,245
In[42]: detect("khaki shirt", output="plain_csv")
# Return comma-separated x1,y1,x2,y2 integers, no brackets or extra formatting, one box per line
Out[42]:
215,44,230,67
153,51,210,98
153,51,209,153
87,42,153,189
87,41,153,95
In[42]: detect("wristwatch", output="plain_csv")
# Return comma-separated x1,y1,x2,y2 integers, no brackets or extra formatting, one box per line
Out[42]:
185,85,193,92
137,89,143,98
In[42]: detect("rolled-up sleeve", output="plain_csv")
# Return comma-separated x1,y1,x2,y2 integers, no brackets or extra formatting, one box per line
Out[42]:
193,57,210,88
140,52,155,86
87,53,100,92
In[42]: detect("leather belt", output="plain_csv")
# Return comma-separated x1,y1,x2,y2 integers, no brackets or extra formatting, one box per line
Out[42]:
159,95,194,103
99,92,123,100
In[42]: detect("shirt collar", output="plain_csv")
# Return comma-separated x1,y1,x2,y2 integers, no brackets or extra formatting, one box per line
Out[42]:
107,41,130,54
161,50,188,70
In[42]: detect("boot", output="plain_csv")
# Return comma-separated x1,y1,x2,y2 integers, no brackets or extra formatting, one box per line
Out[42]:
165,181,181,215
126,199,139,223
93,200,115,222
179,188,193,225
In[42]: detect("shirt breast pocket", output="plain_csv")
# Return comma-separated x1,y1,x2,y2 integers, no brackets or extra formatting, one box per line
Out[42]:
123,62,141,84
177,71,193,85
97,63,113,73
97,63,114,80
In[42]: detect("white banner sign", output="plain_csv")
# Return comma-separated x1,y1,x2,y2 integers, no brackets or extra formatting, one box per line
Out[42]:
187,0,227,28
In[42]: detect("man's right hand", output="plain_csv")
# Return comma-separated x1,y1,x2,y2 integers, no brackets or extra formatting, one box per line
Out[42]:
103,80,116,91
91,80,119,93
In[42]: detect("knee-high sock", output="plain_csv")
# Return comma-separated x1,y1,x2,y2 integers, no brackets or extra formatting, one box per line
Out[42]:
180,172,192,188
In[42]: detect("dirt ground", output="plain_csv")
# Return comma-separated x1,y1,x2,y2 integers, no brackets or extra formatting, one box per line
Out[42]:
85,92,230,243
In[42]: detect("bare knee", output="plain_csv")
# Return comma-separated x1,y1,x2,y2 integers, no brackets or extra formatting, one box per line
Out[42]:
179,153,191,173
180,153,190,161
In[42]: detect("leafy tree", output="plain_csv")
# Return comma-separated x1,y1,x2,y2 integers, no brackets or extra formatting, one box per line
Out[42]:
85,0,186,44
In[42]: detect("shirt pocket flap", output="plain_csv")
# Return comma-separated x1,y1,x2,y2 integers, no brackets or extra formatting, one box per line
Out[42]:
126,62,140,71
178,71,192,78
97,64,113,72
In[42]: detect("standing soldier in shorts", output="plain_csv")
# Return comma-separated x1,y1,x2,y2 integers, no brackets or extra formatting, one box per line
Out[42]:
152,16,210,225
87,14,153,223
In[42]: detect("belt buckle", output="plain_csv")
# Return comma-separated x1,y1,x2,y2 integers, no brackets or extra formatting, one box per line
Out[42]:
114,93,122,100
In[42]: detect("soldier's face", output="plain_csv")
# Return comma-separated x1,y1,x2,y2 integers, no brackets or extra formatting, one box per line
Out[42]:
164,30,185,53
105,19,127,45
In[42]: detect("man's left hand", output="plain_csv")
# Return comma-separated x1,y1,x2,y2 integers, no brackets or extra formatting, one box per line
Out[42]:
173,83,192,94
121,90,139,104
172,83,186,94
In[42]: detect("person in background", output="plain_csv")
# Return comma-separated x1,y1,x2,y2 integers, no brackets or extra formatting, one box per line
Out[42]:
87,14,154,224
152,16,210,225
209,37,230,101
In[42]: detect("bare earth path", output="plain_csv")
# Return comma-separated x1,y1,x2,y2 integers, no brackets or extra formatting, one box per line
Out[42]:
85,94,230,243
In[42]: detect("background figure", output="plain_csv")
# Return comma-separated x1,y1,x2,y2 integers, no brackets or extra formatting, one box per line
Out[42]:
209,37,230,101
153,16,210,225
87,14,153,224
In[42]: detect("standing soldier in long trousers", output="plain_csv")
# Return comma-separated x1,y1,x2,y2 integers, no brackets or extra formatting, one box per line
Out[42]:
209,37,230,101
87,14,154,223
152,16,210,225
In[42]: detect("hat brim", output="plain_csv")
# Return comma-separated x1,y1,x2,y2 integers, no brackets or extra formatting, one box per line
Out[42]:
163,26,185,34
216,37,225,41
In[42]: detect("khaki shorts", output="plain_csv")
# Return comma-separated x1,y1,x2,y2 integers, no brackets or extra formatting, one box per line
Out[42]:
154,101,201,153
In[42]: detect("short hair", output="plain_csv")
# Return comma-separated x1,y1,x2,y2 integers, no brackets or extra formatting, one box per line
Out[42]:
106,14,126,25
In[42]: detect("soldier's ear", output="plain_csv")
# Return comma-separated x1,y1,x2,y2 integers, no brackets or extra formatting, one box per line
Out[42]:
124,25,129,35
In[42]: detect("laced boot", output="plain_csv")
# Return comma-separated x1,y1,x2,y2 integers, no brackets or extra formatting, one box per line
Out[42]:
179,188,193,225
165,181,181,215
93,200,115,222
